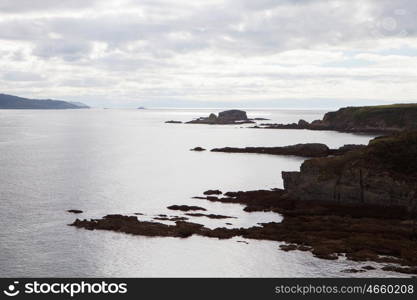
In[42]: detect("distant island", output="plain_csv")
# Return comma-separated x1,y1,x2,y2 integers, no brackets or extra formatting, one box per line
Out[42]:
0,93,89,109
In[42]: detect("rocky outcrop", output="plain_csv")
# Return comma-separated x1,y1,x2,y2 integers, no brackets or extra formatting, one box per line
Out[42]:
258,104,417,133
282,131,417,210
186,110,255,125
167,205,207,212
190,147,206,151
211,143,365,158
67,209,83,214
165,120,182,124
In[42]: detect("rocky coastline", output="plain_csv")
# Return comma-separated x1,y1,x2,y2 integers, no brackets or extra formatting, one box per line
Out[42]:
70,130,417,274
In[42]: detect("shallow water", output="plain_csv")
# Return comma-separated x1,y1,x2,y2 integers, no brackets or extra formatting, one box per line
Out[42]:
0,108,403,277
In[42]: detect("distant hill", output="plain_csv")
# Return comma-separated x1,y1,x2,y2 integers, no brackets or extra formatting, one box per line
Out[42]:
0,93,89,109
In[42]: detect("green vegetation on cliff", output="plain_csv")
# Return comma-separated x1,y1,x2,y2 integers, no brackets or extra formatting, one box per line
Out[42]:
322,103,417,131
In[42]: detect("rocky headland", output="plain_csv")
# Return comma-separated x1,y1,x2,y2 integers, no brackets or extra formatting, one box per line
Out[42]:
257,104,417,133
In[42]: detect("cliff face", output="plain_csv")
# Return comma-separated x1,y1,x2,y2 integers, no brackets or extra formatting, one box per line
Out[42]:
282,131,417,210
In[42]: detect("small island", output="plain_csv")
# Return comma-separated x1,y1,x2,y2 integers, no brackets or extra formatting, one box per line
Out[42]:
186,109,255,125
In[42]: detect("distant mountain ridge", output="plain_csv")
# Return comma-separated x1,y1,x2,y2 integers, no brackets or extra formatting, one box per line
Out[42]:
0,93,89,109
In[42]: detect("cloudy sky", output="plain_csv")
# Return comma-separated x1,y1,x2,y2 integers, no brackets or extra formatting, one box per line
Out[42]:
0,0,416,108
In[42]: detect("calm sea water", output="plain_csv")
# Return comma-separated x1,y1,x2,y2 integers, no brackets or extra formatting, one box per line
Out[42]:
0,109,403,277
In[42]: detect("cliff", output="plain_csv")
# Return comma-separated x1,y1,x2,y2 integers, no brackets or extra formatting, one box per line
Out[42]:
261,104,417,133
0,93,89,109
282,131,417,210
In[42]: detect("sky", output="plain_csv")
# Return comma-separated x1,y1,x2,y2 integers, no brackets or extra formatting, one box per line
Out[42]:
0,0,417,108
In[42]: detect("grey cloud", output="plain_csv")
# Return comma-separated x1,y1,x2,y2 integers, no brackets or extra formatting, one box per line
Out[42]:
0,0,100,13
32,39,93,61
2,71,44,81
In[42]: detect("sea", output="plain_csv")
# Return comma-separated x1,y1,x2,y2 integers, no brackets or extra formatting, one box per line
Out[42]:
0,108,405,277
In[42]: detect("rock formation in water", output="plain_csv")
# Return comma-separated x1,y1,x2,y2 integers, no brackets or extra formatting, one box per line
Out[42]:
0,93,89,109
211,143,365,158
282,131,417,210
165,120,183,124
186,109,255,125
258,104,417,133
190,147,206,151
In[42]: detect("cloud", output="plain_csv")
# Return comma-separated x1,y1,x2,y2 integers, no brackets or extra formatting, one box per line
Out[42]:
0,0,416,107
2,71,44,81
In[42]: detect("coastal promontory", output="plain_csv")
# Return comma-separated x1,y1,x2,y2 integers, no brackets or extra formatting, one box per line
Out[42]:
259,104,417,133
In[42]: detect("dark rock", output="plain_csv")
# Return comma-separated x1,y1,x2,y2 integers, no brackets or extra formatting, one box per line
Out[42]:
190,147,206,151
381,266,417,274
256,104,417,133
362,265,376,270
282,131,417,210
167,205,207,212
211,143,366,158
211,143,330,157
185,213,236,219
298,119,310,128
67,209,83,214
165,120,183,124
203,189,222,195
134,212,144,216
154,216,188,221
341,268,366,273
186,110,255,125
0,93,89,110
279,244,298,251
